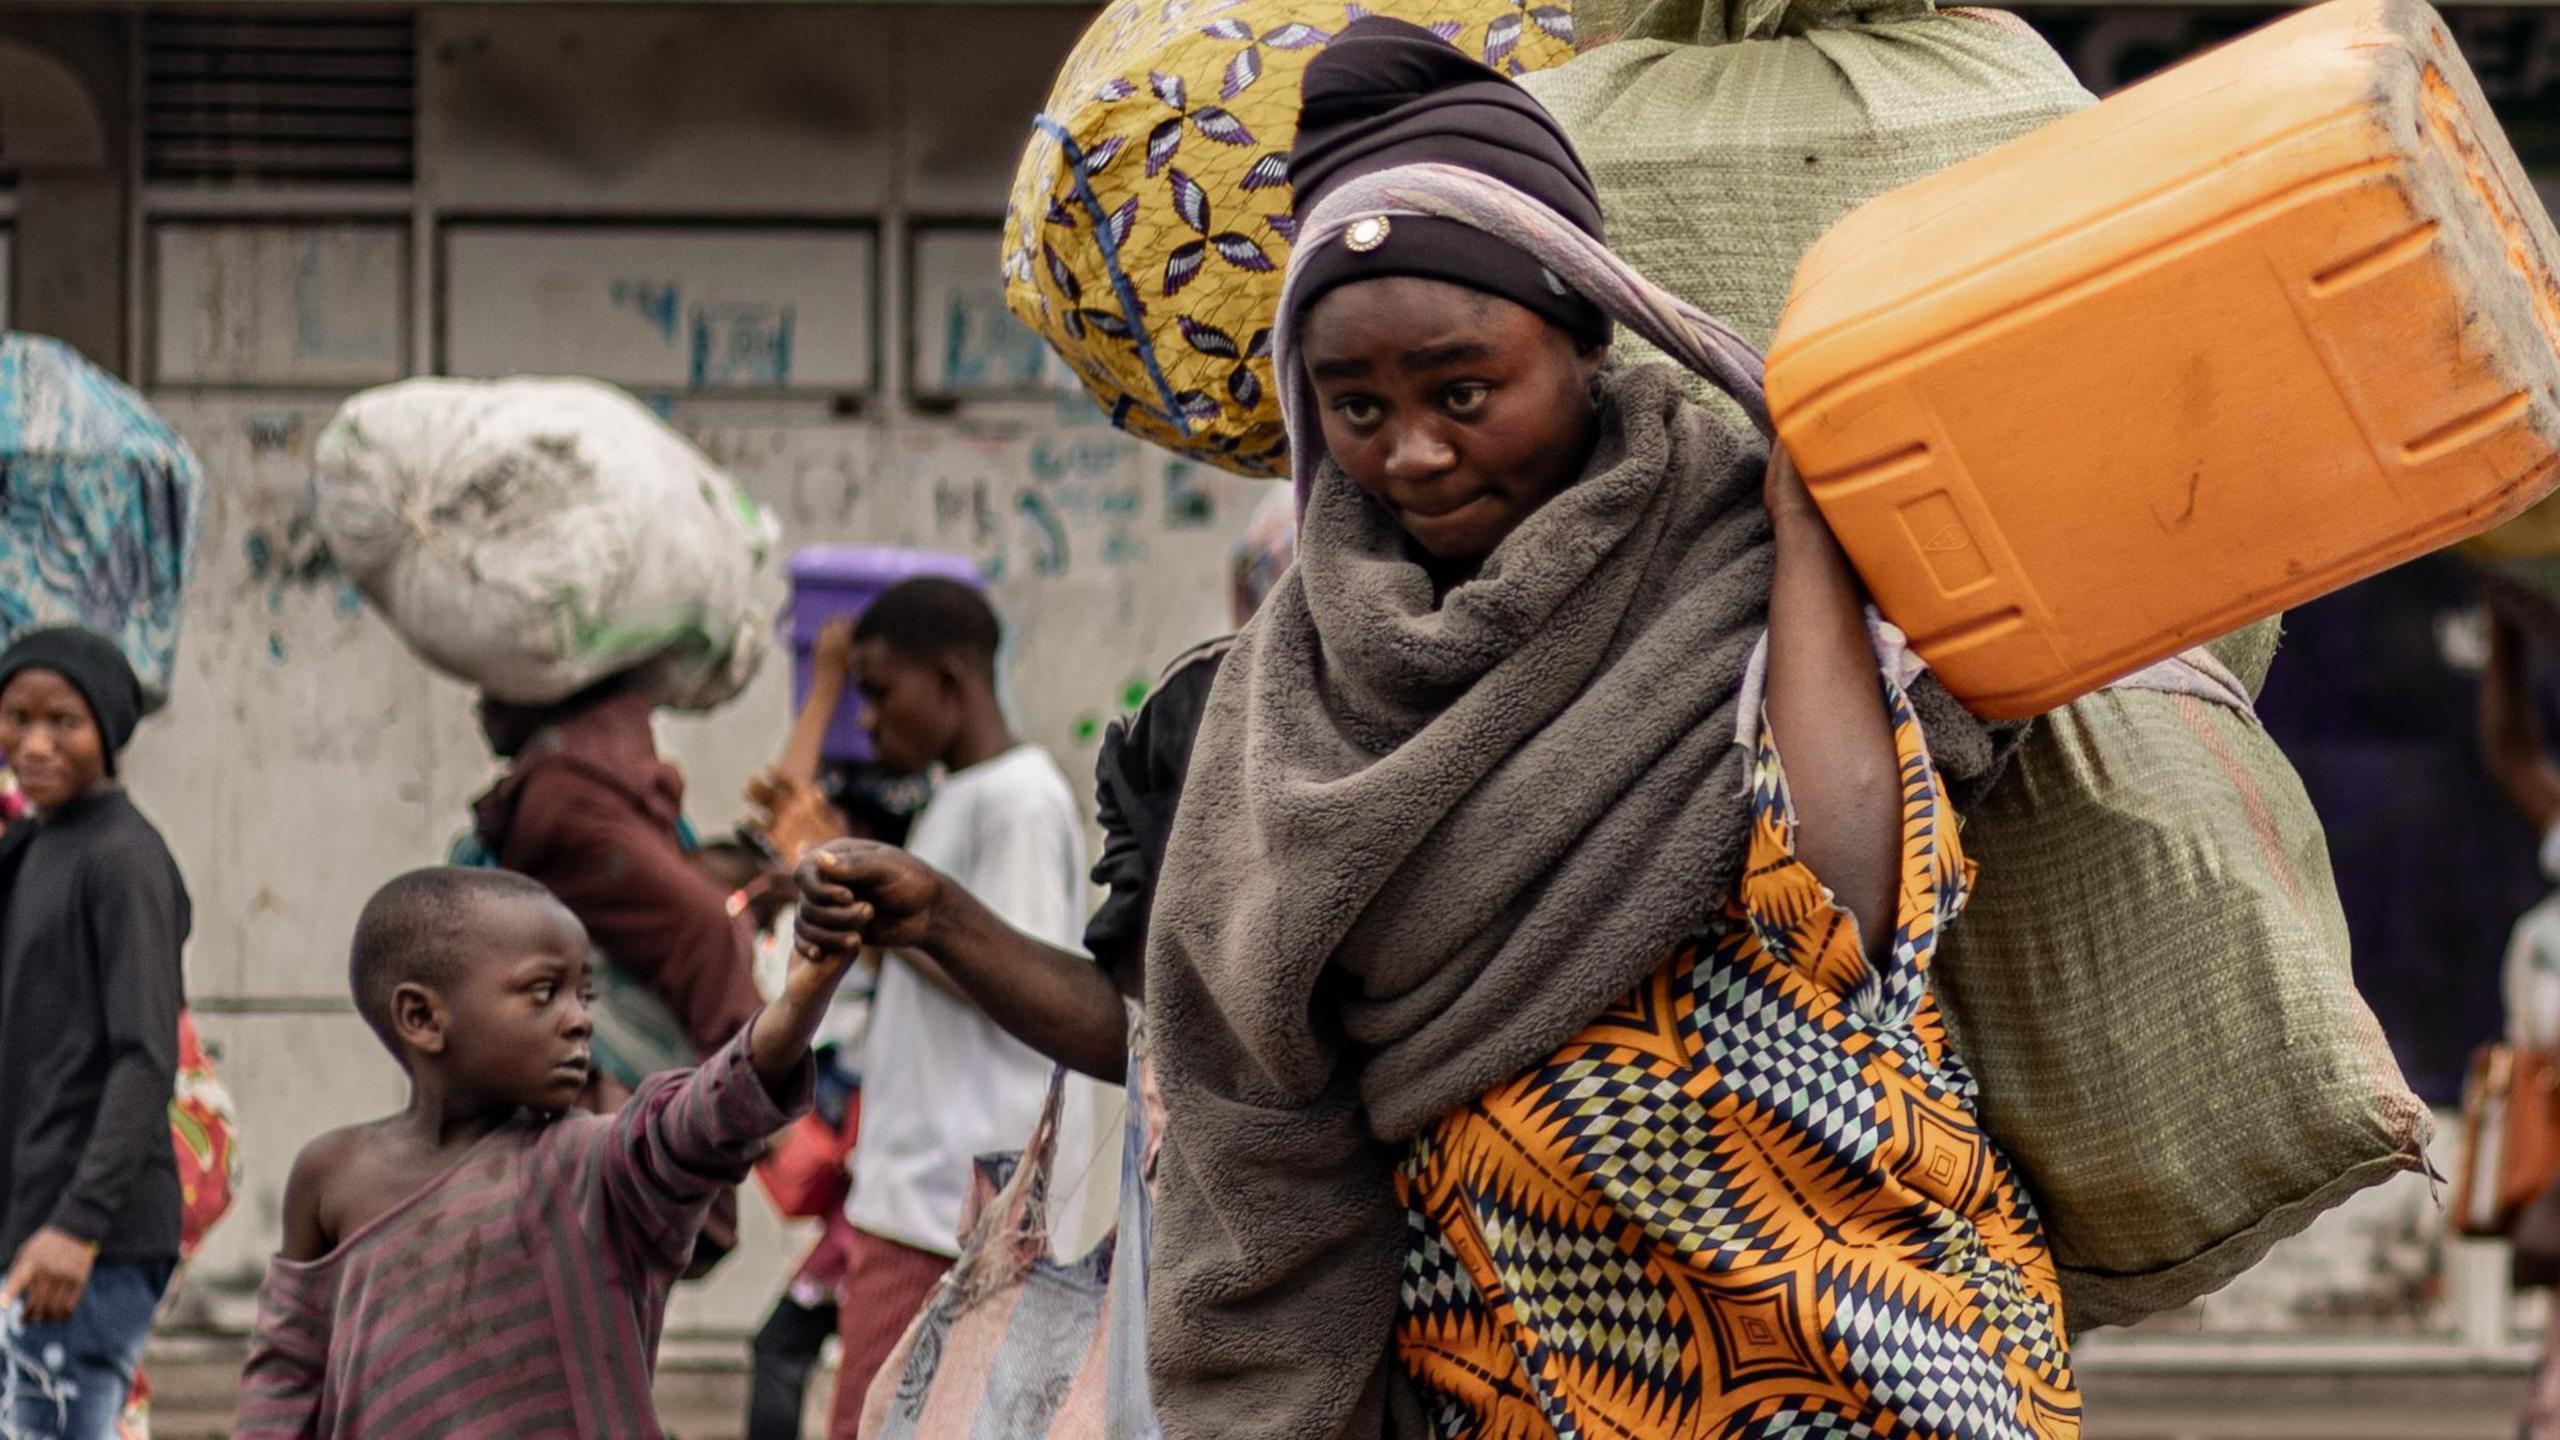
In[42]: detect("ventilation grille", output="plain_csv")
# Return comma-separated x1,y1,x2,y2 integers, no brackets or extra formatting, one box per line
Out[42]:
145,11,415,185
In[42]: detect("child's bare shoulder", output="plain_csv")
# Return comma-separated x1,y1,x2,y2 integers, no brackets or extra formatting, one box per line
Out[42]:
278,1120,407,1263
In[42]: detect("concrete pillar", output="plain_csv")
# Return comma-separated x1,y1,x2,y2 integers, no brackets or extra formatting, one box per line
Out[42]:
0,18,130,373
13,171,124,365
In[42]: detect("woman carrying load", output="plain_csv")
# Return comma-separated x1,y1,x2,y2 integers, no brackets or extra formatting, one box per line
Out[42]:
1136,20,2074,1440
797,18,2074,1438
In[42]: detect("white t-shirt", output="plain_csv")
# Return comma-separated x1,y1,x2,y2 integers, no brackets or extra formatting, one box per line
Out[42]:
849,742,1090,1256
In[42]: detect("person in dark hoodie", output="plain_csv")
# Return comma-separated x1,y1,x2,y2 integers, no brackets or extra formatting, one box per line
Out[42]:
0,627,190,1439
468,668,763,1275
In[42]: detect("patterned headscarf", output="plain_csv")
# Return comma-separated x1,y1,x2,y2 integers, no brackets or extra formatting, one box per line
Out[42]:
1276,160,1771,512
1274,23,1767,511
1285,16,1608,344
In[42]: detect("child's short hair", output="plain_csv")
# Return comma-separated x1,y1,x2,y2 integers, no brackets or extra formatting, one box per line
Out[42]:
854,577,999,680
350,866,557,1051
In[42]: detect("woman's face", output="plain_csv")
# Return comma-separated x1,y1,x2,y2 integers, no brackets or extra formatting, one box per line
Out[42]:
1303,276,1604,566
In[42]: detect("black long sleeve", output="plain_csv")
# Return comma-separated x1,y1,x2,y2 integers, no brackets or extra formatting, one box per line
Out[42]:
49,834,187,1243
0,789,190,1262
1083,640,1228,994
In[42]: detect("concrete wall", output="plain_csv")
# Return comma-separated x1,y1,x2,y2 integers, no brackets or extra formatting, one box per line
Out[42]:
61,3,1269,1334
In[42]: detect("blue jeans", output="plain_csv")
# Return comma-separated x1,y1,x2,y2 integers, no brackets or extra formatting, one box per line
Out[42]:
4,1259,172,1440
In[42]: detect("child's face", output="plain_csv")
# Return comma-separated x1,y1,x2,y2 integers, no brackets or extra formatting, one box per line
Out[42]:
0,668,108,812
852,640,958,778
431,895,598,1111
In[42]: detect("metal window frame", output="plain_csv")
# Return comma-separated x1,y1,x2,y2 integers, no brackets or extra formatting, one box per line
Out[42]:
429,212,886,404
904,213,1068,406
142,212,416,391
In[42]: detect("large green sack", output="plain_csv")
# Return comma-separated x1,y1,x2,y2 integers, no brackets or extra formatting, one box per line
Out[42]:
1527,0,2428,1328
1518,0,2090,372
1936,664,2433,1331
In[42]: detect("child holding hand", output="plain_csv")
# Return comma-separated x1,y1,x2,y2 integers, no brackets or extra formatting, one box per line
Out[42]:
235,865,858,1440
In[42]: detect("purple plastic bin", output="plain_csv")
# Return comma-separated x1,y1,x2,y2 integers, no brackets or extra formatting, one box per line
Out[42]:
785,545,986,765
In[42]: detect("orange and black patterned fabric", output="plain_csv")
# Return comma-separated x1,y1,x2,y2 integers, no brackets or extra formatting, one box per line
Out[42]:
1395,674,2080,1439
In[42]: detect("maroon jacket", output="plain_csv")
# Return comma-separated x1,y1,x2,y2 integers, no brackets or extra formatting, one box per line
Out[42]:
471,691,761,1062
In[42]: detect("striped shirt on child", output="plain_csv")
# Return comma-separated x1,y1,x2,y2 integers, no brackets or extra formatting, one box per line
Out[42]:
236,1030,806,1439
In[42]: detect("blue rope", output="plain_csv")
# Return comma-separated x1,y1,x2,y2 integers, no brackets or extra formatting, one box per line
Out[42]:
1032,113,1188,436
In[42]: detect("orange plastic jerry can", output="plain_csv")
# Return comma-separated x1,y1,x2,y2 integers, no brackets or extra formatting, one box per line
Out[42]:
1765,0,2560,720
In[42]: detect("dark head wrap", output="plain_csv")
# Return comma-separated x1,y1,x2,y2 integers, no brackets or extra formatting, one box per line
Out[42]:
1286,16,1609,344
0,627,145,774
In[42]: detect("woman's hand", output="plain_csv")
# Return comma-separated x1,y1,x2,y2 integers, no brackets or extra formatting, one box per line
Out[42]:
1763,440,1827,536
793,839,1134,1082
1763,440,1862,587
795,841,945,956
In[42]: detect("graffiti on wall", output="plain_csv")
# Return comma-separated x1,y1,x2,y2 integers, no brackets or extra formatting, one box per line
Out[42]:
442,226,875,394
152,224,407,387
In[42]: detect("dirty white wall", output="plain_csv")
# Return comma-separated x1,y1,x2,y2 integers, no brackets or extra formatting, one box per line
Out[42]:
106,3,1270,1335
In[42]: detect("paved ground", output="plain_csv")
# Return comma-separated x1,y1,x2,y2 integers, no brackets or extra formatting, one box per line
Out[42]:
131,1333,2540,1439
2077,1370,2531,1439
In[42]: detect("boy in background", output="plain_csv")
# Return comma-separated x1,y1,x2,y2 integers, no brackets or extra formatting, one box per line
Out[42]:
824,579,1089,1438
235,865,855,1439
0,628,190,1440
788,490,1302,1087
794,497,1295,1435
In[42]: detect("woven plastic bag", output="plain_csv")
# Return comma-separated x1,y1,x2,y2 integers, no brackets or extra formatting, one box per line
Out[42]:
313,377,775,711
172,1009,240,1256
1935,664,2432,1329
861,1067,1147,1440
0,333,204,709
1003,0,1577,476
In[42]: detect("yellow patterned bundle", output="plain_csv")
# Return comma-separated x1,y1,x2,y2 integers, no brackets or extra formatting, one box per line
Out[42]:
1005,0,1576,475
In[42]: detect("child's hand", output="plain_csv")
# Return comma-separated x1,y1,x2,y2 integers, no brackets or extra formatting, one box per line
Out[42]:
795,840,943,957
756,853,890,1084
813,618,859,680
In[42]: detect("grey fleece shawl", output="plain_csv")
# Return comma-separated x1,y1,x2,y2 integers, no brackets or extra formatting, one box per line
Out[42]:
1143,359,2005,1439
1141,161,2010,1440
